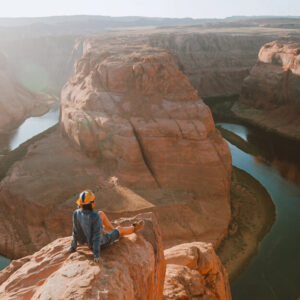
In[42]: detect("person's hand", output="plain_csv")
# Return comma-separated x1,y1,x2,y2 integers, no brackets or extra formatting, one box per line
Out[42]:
94,257,103,264
68,247,76,254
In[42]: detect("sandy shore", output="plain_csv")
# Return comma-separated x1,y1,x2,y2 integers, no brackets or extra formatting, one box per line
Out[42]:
217,166,275,282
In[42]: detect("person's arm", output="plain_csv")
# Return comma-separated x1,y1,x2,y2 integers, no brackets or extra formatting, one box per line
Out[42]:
69,211,78,252
92,214,101,259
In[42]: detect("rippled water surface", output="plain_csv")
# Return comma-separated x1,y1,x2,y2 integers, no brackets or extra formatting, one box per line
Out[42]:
0,255,10,270
217,123,300,300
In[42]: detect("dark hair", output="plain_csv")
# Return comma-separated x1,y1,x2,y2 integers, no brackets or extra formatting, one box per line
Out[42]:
81,203,93,211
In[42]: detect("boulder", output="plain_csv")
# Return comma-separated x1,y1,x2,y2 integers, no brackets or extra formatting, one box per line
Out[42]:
164,242,231,300
0,213,166,300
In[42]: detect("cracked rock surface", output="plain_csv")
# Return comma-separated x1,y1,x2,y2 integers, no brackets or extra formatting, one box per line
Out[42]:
164,242,231,300
61,40,231,195
0,213,166,300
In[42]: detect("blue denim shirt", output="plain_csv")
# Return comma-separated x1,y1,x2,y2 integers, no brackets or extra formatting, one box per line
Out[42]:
70,209,104,258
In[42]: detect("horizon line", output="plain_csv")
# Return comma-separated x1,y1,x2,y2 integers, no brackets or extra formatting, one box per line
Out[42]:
0,14,300,20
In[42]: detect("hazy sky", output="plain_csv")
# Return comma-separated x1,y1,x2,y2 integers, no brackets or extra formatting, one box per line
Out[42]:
0,0,299,19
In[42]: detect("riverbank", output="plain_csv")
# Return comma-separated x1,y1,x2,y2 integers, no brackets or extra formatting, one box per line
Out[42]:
0,93,57,136
216,125,258,156
217,166,275,282
215,122,276,282
203,96,300,146
0,124,58,183
0,124,59,264
0,100,60,156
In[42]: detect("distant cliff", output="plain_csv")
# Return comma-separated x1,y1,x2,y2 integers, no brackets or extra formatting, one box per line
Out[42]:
241,40,300,108
234,40,300,141
0,53,48,131
148,32,274,97
0,36,83,95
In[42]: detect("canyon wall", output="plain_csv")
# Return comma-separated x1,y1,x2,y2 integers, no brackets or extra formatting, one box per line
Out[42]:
240,40,300,108
148,32,274,97
0,36,82,95
0,52,48,131
0,26,294,99
234,40,300,140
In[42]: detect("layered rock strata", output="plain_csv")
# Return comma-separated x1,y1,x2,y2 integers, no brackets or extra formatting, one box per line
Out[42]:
61,41,231,189
0,40,231,259
164,242,231,299
241,40,300,108
148,32,274,97
236,40,300,140
61,40,231,246
0,213,166,300
0,53,48,131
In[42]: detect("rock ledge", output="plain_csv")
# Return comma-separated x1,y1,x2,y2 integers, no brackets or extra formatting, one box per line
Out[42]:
0,213,165,300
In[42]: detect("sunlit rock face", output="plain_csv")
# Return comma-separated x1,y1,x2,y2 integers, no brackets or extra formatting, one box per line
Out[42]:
241,40,300,108
235,40,300,140
0,213,166,300
60,39,231,248
164,242,231,300
0,53,46,131
61,40,231,193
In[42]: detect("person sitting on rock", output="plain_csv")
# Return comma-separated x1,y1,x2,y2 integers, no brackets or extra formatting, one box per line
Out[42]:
69,190,144,263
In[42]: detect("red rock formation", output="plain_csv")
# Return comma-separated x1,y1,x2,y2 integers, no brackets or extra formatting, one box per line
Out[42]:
0,53,48,131
164,242,231,300
236,40,300,140
0,213,166,300
241,40,300,108
61,40,231,196
60,40,231,246
0,40,231,259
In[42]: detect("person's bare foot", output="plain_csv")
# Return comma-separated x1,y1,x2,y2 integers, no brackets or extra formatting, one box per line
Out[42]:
132,220,144,232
